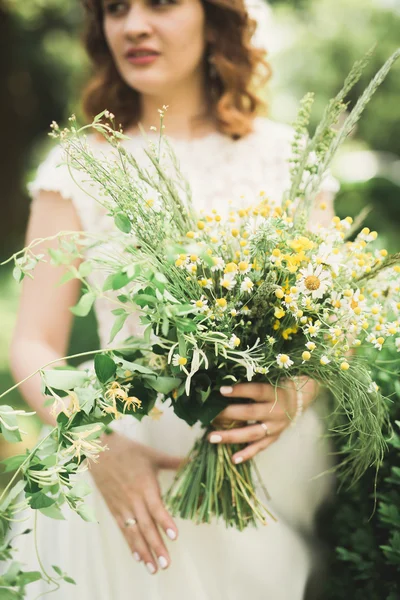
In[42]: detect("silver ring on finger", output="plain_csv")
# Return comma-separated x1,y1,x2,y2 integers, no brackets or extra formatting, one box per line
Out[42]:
124,517,137,528
259,422,270,437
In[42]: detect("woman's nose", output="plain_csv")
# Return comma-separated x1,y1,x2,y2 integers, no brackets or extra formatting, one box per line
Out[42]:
123,3,153,40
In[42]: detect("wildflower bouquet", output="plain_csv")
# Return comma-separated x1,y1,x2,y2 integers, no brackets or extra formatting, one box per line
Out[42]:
0,47,399,594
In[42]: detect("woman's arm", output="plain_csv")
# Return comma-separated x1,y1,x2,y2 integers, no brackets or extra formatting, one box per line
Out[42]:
9,190,181,573
10,191,82,425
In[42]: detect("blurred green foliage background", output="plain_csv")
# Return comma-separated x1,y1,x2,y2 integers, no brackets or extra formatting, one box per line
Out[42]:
0,0,399,596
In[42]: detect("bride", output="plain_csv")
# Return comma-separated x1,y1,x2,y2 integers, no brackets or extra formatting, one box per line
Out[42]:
10,0,339,598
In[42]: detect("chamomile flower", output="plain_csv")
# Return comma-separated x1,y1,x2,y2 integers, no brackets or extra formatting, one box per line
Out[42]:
211,257,225,272
305,341,316,351
313,243,342,275
198,277,213,289
215,298,228,311
368,381,379,394
320,355,330,366
304,321,321,337
298,263,332,299
191,296,209,313
172,354,188,369
373,336,385,350
266,335,276,346
238,261,251,274
276,354,294,369
220,274,236,290
228,334,241,348
240,277,254,293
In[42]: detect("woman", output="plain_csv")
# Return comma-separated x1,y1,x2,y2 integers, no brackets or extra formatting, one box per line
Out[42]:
11,0,338,598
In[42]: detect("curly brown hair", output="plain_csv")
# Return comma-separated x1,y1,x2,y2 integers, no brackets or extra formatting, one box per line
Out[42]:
80,0,272,140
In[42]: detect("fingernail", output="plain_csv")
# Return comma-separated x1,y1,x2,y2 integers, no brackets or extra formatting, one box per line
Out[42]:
158,556,168,569
209,434,223,443
220,386,233,395
233,456,243,464
166,528,177,540
133,552,141,562
146,562,156,574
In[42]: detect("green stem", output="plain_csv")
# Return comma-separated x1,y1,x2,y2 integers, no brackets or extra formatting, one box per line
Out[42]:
0,429,55,505
0,345,144,402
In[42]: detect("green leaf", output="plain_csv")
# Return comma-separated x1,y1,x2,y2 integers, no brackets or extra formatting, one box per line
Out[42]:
58,266,79,286
64,576,77,585
114,357,154,375
147,376,181,395
52,565,63,576
94,354,116,384
134,293,157,308
12,266,24,283
0,425,22,444
114,213,131,234
70,292,95,317
1,454,27,474
76,504,97,522
39,505,65,520
76,388,98,415
68,480,92,499
111,272,131,290
109,313,129,343
18,571,42,585
102,273,115,292
78,261,93,278
0,589,23,599
0,406,22,443
29,492,55,509
42,368,88,391
0,480,25,511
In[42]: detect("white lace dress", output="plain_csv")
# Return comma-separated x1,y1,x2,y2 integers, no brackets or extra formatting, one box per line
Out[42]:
16,117,338,600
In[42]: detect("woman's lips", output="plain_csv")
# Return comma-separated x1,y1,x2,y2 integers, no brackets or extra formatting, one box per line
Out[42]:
125,53,160,66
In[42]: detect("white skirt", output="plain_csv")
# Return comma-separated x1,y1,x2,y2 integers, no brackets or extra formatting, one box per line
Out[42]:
11,404,334,600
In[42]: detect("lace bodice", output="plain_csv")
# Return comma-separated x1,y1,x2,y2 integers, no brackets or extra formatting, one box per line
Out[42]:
28,116,339,347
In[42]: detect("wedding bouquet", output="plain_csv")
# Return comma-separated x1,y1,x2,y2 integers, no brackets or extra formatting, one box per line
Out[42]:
1,47,399,595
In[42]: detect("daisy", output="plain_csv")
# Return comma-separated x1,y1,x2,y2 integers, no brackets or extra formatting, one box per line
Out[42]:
238,260,251,275
320,355,330,366
191,296,209,313
313,243,342,275
276,354,294,369
298,263,332,299
240,277,254,294
304,321,321,337
220,274,236,290
228,334,241,348
211,257,225,272
172,354,188,369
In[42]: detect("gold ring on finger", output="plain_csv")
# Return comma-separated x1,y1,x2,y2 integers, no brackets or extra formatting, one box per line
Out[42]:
124,517,137,528
259,422,270,437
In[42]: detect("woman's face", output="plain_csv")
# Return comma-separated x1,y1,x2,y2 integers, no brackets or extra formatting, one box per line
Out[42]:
102,0,208,96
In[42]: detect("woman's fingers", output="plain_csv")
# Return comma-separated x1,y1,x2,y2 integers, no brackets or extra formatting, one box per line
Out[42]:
217,401,283,423
120,512,155,570
209,420,285,445
144,478,179,542
220,382,276,402
231,434,279,464
133,498,171,573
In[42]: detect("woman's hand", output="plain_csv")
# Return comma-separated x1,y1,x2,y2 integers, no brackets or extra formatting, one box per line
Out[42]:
208,378,318,464
90,431,183,575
